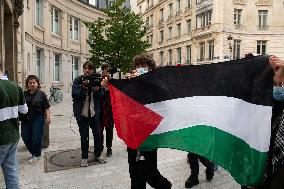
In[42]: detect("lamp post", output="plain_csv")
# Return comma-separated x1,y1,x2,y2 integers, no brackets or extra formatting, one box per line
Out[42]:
227,34,233,60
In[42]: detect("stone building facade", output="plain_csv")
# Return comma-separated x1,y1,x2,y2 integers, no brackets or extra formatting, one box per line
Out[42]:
136,0,284,66
0,0,24,82
18,0,107,92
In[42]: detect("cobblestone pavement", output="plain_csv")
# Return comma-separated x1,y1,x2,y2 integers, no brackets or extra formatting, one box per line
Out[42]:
1,93,241,189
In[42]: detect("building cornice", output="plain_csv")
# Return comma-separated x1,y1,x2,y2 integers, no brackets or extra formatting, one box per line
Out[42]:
142,0,167,16
232,0,247,5
255,0,272,6
49,0,106,21
25,32,91,57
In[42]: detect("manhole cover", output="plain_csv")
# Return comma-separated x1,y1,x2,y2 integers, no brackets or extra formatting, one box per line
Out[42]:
44,148,106,172
49,149,82,167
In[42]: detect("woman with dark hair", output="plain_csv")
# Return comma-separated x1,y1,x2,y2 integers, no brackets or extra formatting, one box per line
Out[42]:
21,75,51,163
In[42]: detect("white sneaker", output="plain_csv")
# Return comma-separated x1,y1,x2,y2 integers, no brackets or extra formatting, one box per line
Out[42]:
94,156,106,164
81,159,88,167
28,156,40,164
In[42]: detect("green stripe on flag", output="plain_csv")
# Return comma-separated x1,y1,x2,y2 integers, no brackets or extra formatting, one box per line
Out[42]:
140,125,267,186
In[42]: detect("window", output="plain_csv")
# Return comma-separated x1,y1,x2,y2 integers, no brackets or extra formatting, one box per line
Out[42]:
108,0,114,7
53,53,60,82
160,30,164,43
168,49,172,65
146,17,149,26
177,23,181,38
160,9,164,21
177,48,181,64
233,40,241,59
35,0,43,26
150,34,153,45
168,27,172,39
187,0,192,9
160,51,164,66
176,0,181,12
69,17,79,40
257,40,267,55
234,9,242,26
51,7,60,34
199,42,205,61
147,0,149,9
89,0,97,6
186,45,191,64
258,10,268,30
208,40,214,61
72,57,79,80
196,10,212,28
187,20,191,33
150,15,153,26
169,3,173,18
139,6,142,14
36,49,44,82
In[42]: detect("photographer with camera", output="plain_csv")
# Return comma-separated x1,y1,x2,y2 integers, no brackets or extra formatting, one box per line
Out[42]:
72,61,107,167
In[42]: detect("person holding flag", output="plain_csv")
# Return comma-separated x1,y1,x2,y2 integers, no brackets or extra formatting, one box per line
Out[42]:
126,54,172,189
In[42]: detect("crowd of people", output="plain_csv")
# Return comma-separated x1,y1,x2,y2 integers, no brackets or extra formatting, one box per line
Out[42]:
0,54,284,189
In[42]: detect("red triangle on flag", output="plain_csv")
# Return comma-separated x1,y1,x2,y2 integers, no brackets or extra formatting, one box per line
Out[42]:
109,84,163,149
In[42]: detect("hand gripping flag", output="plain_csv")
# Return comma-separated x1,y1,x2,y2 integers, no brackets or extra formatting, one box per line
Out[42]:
109,55,273,186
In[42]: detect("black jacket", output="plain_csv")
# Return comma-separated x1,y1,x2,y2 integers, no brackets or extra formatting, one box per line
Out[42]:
72,75,104,118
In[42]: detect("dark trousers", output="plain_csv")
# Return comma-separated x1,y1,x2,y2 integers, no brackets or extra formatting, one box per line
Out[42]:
76,115,101,159
187,152,214,176
127,148,171,189
21,116,45,157
100,125,113,150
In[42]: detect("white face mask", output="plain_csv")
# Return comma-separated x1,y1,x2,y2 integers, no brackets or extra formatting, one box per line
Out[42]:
136,67,149,75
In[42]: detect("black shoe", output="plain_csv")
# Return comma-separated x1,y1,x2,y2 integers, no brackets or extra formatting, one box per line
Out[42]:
206,167,214,181
185,175,199,188
107,148,112,157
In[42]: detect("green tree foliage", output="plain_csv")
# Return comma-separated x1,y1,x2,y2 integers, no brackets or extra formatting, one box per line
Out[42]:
85,0,150,73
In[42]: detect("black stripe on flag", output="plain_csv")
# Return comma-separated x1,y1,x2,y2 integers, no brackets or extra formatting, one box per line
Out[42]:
110,55,273,106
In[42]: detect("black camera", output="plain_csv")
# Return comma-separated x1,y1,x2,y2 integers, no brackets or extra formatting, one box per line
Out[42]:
81,73,103,91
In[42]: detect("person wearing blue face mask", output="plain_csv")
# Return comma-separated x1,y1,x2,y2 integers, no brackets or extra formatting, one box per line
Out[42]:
136,67,149,75
273,85,284,101
127,54,172,189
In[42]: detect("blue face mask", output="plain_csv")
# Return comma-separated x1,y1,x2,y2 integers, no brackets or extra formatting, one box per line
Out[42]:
273,86,284,101
136,67,149,75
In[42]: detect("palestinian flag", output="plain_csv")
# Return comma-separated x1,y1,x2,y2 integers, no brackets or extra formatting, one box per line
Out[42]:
109,55,273,186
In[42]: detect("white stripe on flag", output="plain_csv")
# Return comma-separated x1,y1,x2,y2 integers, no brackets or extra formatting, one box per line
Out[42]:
145,96,272,152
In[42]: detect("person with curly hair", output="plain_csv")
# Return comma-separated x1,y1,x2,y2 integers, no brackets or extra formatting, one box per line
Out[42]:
127,54,172,189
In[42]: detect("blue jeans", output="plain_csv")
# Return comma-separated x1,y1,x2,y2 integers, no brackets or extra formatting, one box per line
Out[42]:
21,116,45,157
76,115,101,159
0,143,19,189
